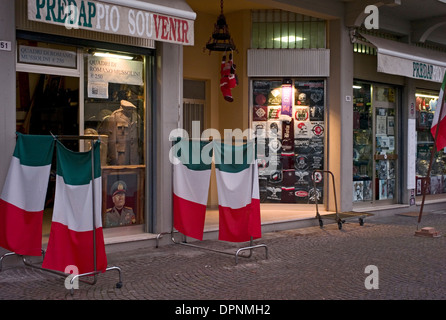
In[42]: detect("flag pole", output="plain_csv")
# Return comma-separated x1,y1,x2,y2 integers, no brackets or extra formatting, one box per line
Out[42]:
417,84,446,228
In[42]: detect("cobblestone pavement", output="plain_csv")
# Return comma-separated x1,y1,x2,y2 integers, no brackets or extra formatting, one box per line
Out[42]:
1,211,445,304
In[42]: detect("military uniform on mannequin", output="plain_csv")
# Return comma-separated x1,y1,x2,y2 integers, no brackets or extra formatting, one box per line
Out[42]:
104,100,141,165
105,180,136,227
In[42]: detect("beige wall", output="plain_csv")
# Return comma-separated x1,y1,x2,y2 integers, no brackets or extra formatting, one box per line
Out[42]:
183,9,252,207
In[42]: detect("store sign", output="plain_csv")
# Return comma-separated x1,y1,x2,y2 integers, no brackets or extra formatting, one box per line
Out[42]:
377,53,446,83
18,45,77,68
28,0,194,45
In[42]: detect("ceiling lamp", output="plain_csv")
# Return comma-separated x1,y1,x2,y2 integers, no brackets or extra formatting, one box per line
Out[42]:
204,0,237,54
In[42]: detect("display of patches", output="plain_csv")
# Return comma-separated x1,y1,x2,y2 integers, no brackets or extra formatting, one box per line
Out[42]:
294,138,311,154
416,176,429,195
353,181,363,202
267,106,281,120
268,169,283,184
268,83,282,105
281,186,295,203
252,121,267,138
308,186,323,204
309,154,324,171
266,120,281,138
252,80,270,106
266,186,281,202
295,170,311,186
312,170,323,184
310,122,324,137
268,138,282,154
281,120,294,152
309,137,324,154
282,169,295,186
309,105,324,121
295,81,324,104
294,121,310,138
294,188,309,204
293,106,309,122
280,152,295,170
294,155,309,171
253,106,268,121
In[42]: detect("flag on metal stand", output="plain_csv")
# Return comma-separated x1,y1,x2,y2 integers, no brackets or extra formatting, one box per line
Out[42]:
0,133,54,256
172,139,213,241
417,71,446,230
430,71,446,151
214,141,261,242
42,140,107,274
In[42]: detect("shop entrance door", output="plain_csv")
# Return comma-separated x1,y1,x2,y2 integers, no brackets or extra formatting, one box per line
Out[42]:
353,81,399,205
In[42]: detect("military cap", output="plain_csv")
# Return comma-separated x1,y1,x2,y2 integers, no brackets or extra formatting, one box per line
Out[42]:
120,100,136,108
111,180,127,197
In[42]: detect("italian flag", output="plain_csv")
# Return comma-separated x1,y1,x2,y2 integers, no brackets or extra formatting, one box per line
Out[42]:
173,139,213,240
431,71,446,151
0,133,54,256
214,141,261,242
42,140,107,274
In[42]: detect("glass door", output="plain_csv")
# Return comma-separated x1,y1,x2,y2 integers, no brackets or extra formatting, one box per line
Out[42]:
353,81,399,205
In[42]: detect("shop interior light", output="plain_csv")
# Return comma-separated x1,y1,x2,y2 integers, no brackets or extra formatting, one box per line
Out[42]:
274,36,305,42
93,52,134,60
415,93,439,99
353,85,362,89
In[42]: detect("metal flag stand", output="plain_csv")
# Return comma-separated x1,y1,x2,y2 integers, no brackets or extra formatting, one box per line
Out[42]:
0,134,122,295
157,138,268,264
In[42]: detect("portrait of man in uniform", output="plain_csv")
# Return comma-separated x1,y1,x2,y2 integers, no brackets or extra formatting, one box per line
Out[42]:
105,180,136,228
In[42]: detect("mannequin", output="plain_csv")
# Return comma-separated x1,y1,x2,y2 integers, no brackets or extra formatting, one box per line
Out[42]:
105,100,140,165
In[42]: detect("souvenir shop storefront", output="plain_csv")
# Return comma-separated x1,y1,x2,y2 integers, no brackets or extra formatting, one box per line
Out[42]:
0,0,196,250
352,32,446,211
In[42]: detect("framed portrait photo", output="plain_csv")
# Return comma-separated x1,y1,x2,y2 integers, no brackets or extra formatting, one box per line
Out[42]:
101,166,145,228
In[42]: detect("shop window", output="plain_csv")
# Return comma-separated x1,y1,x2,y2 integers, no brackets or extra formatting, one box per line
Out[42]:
83,49,147,229
251,79,325,204
415,91,446,196
251,10,326,49
353,81,399,204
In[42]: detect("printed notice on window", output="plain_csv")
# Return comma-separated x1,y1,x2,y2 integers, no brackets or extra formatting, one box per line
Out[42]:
88,82,109,99
87,56,143,86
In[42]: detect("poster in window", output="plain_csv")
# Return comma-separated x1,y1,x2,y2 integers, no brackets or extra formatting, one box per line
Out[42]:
376,115,387,135
387,116,395,135
379,179,388,200
363,180,372,200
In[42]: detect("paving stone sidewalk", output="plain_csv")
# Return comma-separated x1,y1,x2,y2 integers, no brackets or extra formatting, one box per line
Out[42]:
0,211,445,303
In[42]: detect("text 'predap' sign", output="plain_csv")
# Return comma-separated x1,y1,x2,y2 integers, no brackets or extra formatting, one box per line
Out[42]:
28,0,194,45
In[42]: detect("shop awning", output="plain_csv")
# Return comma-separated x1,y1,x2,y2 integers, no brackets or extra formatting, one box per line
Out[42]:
27,0,196,46
358,33,446,83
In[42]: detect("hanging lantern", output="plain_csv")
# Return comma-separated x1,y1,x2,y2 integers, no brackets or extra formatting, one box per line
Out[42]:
204,0,237,54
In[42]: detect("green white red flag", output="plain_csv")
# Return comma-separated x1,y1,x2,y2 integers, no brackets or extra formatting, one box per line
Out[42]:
172,139,213,240
214,141,261,242
0,133,54,256
42,140,107,274
431,71,446,151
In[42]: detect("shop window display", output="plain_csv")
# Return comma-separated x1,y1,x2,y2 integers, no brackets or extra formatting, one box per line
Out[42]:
251,79,325,204
353,82,399,203
83,49,147,228
415,92,446,196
